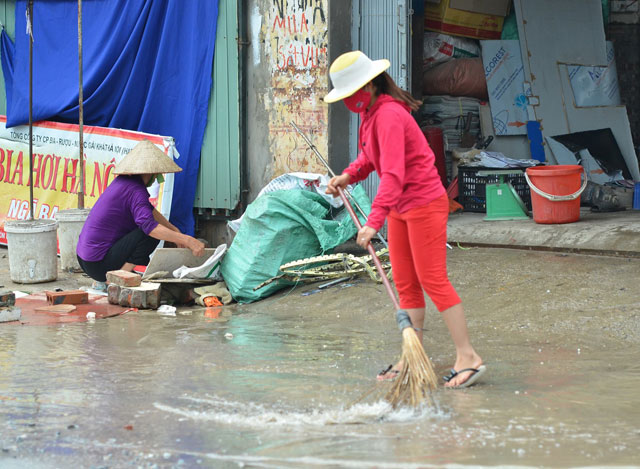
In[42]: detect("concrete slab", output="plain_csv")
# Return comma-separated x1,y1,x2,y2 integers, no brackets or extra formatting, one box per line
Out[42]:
0,306,21,323
448,208,640,256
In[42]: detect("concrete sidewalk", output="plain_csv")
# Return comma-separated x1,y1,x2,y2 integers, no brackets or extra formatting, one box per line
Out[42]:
447,207,640,257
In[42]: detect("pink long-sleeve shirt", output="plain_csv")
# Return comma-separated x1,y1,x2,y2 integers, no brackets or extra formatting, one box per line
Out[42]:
343,94,446,231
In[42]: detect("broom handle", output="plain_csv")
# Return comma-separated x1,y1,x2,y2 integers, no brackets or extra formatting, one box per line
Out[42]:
289,121,389,249
337,187,401,310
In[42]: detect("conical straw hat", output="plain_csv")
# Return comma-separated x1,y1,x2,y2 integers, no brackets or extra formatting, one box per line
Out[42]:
113,139,182,175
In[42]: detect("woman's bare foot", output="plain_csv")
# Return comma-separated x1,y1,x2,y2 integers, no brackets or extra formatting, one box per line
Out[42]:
377,360,404,381
444,352,483,387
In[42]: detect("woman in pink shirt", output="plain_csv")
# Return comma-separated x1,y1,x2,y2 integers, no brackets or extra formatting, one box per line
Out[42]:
325,51,485,388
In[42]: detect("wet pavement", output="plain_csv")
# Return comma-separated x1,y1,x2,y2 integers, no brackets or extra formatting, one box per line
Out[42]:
448,208,640,257
1,246,639,468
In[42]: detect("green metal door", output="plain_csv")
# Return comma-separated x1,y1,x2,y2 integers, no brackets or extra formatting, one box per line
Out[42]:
194,0,241,213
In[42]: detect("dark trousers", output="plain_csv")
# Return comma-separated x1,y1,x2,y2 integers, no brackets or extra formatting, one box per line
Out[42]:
77,228,160,282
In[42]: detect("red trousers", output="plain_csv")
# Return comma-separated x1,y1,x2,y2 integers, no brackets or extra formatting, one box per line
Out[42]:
388,194,461,312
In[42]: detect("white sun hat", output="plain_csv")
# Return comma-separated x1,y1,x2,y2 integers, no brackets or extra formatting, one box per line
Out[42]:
324,50,390,103
113,139,182,175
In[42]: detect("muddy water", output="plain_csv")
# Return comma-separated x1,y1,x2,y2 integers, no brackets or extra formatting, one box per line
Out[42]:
1,248,639,468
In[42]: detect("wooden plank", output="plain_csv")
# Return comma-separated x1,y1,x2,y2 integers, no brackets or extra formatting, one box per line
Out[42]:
35,304,77,313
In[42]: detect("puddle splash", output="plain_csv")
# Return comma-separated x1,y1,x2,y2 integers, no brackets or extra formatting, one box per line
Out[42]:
154,394,450,428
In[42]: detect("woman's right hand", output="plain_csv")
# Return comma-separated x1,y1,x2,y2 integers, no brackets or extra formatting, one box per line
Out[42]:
186,236,206,257
325,173,351,197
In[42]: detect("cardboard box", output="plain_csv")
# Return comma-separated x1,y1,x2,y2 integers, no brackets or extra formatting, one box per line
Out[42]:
426,0,506,40
450,0,510,17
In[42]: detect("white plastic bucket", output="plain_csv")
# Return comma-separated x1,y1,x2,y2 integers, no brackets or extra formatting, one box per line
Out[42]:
56,208,90,272
5,219,59,283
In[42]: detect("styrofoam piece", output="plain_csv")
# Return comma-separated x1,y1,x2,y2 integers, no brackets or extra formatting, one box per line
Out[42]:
157,305,177,317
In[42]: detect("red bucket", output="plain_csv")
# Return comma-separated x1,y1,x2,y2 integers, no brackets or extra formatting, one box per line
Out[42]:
525,165,587,224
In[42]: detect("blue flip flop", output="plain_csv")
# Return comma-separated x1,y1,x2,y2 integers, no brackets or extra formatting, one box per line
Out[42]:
443,365,486,388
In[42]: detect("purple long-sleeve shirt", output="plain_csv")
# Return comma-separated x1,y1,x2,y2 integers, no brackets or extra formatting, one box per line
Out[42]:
77,175,159,262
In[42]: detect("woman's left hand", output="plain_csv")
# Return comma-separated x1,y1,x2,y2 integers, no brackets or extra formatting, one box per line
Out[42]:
356,226,377,248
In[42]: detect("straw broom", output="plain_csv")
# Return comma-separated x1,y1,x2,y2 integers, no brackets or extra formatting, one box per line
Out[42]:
386,311,439,407
337,187,439,408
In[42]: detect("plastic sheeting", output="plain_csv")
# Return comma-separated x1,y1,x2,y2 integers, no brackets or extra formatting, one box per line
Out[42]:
0,0,219,235
220,187,371,304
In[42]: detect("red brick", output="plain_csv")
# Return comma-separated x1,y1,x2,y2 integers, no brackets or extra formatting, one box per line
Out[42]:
0,291,16,307
45,290,89,305
108,284,121,305
106,270,142,287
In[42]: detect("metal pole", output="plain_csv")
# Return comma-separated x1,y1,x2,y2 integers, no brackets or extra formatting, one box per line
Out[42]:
77,0,85,209
290,121,388,248
28,0,34,221
337,187,398,309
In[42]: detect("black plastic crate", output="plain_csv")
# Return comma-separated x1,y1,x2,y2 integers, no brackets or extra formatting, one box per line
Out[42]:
458,166,533,213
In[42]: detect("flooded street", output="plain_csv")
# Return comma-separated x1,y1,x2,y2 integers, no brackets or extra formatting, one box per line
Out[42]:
1,247,639,468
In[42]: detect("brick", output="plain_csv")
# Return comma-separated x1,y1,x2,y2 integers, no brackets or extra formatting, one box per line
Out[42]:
0,291,16,307
45,290,89,305
108,284,121,305
106,270,142,287
108,282,161,310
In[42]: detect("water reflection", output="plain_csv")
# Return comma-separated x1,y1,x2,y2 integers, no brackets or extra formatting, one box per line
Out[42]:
1,248,639,468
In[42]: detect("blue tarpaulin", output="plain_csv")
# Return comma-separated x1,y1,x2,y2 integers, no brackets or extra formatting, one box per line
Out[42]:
1,0,219,235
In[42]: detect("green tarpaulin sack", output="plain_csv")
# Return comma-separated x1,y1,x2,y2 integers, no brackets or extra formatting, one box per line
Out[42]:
220,186,371,303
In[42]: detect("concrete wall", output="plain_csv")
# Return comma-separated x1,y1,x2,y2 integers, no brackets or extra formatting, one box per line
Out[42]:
245,0,330,203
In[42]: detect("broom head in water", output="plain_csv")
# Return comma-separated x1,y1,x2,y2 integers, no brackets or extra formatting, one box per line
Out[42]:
385,310,439,408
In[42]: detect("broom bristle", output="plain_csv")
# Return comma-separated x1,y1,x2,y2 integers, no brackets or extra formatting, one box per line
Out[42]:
385,327,439,408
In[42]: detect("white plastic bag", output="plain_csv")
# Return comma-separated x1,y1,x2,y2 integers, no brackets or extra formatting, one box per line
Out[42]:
228,172,350,232
424,32,480,70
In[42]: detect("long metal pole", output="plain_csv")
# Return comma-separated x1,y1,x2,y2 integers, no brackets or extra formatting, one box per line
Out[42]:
290,121,388,248
28,0,34,221
77,0,85,209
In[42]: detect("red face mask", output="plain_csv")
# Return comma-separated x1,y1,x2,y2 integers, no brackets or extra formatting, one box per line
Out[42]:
343,89,371,114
